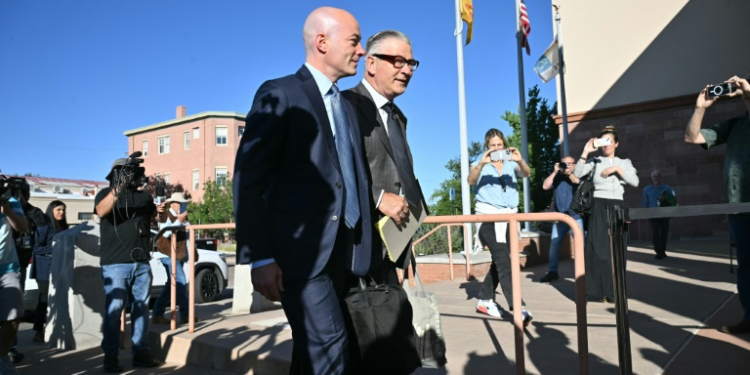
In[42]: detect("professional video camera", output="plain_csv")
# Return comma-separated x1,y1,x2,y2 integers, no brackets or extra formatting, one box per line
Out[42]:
0,175,27,201
110,151,148,192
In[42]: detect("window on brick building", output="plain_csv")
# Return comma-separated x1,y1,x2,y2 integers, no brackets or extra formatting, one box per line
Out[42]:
215,168,228,187
164,173,171,185
158,136,170,154
184,131,190,150
142,140,148,157
192,170,199,190
238,126,245,137
216,127,227,146
193,127,200,139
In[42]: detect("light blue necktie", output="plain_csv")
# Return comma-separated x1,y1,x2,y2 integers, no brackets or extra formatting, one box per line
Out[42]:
330,84,360,228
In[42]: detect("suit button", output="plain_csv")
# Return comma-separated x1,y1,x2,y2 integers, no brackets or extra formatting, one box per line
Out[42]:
336,182,342,188
332,215,338,221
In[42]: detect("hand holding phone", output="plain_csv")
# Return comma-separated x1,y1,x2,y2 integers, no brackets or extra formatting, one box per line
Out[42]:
706,82,736,99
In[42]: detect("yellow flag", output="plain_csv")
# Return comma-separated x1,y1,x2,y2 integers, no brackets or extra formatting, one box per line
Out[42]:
461,0,474,45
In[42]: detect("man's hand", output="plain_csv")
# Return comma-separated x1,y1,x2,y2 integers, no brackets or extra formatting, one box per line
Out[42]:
0,200,10,215
696,86,718,110
726,76,750,104
379,192,409,225
156,203,167,213
176,211,188,223
251,263,284,302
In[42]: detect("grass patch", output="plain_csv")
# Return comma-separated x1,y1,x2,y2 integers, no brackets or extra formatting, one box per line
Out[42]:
218,243,236,252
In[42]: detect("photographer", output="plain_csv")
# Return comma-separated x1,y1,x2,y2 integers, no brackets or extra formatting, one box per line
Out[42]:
0,175,28,375
539,156,582,283
94,157,163,372
684,74,750,334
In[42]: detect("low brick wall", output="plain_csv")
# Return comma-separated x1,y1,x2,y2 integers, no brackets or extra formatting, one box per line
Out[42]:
413,232,576,284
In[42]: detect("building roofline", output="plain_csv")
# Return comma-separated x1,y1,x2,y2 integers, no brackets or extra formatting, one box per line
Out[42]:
123,111,246,136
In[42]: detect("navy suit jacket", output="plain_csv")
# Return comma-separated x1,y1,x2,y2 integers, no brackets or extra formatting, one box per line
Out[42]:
234,65,373,281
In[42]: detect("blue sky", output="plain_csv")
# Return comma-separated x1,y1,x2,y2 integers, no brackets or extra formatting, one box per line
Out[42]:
0,0,557,202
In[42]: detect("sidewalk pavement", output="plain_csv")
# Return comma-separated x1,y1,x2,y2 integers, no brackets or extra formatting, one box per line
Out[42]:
10,240,750,374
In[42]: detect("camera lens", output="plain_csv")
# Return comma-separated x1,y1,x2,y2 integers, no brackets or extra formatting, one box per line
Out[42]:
712,86,723,96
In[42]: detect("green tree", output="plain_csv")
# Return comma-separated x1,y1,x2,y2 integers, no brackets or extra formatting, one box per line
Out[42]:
188,177,235,238
503,85,559,214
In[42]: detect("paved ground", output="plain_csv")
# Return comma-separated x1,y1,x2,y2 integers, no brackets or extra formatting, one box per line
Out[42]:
10,240,750,374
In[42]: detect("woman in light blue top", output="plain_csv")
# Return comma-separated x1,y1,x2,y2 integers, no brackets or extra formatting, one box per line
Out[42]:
574,126,639,302
468,128,533,325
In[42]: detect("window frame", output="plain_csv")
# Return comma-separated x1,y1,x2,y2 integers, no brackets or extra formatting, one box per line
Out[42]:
158,135,170,155
215,127,228,146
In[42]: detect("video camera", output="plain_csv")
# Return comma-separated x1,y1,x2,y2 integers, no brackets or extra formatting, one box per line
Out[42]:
0,175,27,201
110,151,148,192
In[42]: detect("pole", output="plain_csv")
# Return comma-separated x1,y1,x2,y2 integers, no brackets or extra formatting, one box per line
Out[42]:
555,9,571,157
608,205,632,374
516,0,531,231
455,0,473,253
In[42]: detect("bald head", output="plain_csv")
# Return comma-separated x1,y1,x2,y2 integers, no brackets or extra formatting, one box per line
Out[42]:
302,7,364,82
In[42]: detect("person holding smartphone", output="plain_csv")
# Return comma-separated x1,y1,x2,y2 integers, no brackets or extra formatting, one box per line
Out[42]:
152,192,199,325
574,126,639,303
467,128,533,325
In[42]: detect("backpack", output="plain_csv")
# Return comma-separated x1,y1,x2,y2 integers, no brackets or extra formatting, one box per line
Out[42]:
659,190,677,207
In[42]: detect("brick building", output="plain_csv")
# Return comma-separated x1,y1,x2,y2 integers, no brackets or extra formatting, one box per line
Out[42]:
551,0,750,240
124,106,245,201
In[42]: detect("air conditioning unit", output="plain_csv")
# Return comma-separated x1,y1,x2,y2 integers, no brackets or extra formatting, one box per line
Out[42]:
54,186,62,193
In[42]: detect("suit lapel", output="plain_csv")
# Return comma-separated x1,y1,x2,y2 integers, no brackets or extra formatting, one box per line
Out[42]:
297,66,341,172
352,83,394,159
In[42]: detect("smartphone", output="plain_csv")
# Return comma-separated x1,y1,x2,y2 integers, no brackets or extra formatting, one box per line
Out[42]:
706,82,736,99
179,202,188,214
490,149,512,161
593,137,612,148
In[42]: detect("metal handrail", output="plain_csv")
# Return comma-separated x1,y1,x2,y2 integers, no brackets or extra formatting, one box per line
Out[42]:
179,216,587,374
411,223,467,281
421,213,588,375
153,224,191,331
185,223,236,334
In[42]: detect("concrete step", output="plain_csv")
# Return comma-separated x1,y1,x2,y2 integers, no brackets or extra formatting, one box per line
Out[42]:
149,308,293,374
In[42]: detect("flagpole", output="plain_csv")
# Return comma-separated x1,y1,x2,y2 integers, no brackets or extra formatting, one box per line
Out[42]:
516,0,531,232
556,8,570,157
454,0,473,254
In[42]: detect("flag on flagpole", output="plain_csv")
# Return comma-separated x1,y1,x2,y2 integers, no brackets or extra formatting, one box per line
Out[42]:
533,38,560,83
460,0,474,45
519,0,531,55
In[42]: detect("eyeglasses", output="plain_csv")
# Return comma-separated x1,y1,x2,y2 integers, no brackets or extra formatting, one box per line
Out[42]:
372,54,420,71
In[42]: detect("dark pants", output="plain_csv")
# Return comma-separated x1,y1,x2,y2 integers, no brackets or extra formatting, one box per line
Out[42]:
585,197,624,301
649,218,670,255
729,214,750,321
477,223,523,310
282,224,353,375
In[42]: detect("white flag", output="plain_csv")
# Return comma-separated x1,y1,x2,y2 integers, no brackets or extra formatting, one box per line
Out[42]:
533,38,560,83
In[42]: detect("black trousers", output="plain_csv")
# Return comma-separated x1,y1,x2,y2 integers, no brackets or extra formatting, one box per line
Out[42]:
649,218,670,255
477,222,524,310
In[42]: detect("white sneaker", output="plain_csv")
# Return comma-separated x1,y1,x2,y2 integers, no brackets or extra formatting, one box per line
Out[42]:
522,309,533,327
476,299,504,317
0,355,20,375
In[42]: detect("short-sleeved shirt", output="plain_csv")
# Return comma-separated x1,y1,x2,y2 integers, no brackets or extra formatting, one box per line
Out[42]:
95,188,156,265
473,160,520,209
552,174,581,220
700,113,750,204
0,198,24,274
642,184,675,208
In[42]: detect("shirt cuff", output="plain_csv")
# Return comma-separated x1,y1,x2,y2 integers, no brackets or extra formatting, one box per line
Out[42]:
375,189,385,208
251,258,276,269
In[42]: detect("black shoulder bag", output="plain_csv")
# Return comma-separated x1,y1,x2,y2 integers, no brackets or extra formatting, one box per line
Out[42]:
569,167,595,216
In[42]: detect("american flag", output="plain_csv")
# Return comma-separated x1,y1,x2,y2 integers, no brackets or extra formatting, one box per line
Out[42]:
519,0,531,55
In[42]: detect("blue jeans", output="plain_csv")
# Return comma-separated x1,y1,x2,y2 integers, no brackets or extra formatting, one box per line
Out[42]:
548,218,584,273
101,262,152,357
729,214,750,321
152,257,189,319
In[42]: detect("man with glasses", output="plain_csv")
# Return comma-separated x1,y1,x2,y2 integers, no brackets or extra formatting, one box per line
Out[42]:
685,74,750,334
539,156,582,283
343,30,422,285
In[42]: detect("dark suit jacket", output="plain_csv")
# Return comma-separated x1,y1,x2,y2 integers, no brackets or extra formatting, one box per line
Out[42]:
234,65,373,281
343,82,419,262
